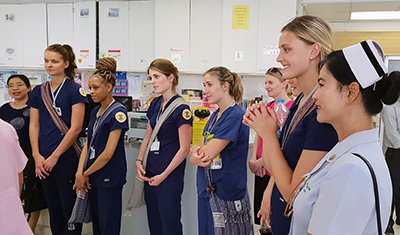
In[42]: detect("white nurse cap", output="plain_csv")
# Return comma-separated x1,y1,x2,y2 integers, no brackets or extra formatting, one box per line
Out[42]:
342,40,388,89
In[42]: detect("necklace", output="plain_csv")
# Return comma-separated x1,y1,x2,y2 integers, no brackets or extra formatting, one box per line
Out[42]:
10,102,27,110
217,100,235,119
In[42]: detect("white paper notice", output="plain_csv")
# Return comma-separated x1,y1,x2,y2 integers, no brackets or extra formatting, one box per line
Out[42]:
128,73,142,95
263,46,280,55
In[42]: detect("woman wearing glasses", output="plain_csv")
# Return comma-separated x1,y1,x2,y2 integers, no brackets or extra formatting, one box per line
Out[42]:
248,67,294,225
289,41,397,234
0,74,47,233
243,15,338,235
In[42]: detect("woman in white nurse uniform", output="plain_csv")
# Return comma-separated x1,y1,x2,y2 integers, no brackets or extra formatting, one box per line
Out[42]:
288,40,400,235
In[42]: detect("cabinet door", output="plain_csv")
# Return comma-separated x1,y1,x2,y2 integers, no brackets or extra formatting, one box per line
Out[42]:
99,1,130,71
0,5,23,67
129,0,155,71
222,0,259,74
189,0,223,73
22,3,47,68
74,1,96,69
155,0,190,71
47,3,74,46
256,0,296,73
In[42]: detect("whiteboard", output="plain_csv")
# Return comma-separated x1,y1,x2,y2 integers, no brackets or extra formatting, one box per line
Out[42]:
0,5,24,67
129,0,155,71
47,3,74,46
256,0,296,73
155,0,190,71
222,0,259,73
189,0,223,73
99,1,130,71
22,3,47,68
74,1,96,69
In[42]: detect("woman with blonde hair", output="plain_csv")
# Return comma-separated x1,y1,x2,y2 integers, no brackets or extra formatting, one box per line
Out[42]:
248,67,294,225
243,15,338,235
290,40,397,234
191,66,251,235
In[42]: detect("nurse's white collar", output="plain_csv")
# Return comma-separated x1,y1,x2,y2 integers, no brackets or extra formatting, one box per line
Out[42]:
327,128,379,161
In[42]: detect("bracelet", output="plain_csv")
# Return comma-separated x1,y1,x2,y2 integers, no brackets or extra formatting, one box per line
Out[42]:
136,159,143,163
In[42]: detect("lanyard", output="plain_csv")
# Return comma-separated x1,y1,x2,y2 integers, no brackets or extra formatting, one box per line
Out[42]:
91,100,116,147
281,85,318,151
50,78,66,108
204,101,236,142
204,111,218,142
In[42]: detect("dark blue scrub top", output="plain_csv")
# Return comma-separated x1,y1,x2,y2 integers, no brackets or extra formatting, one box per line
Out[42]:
197,104,249,201
86,105,129,188
270,93,338,235
27,79,88,158
146,95,192,175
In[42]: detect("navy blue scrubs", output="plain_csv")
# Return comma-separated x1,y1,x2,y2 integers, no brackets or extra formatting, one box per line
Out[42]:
269,93,338,235
86,104,129,235
27,79,88,235
197,104,249,235
144,95,192,235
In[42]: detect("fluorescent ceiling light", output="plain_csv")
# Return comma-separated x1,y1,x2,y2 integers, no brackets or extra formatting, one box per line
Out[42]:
351,11,400,20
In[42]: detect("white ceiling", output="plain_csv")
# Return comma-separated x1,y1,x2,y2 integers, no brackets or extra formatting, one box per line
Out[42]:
0,0,399,23
0,0,133,3
302,1,400,22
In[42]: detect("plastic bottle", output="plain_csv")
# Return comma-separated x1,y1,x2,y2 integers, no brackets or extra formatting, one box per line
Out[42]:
275,99,289,139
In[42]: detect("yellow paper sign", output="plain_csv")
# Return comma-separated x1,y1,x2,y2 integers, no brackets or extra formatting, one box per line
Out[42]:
232,5,249,30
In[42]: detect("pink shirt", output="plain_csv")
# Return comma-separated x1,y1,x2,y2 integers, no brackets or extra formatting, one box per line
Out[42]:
256,100,294,176
0,119,32,235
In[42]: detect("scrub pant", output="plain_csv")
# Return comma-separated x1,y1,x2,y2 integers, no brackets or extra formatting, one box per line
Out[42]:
41,151,82,235
198,196,214,235
386,148,400,227
89,186,123,235
144,171,184,235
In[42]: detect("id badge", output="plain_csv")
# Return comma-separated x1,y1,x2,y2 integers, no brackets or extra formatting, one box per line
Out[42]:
54,107,62,116
89,147,95,160
150,139,160,151
210,155,222,170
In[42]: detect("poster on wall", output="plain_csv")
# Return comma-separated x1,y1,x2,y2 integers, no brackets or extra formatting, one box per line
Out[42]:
232,5,249,30
127,73,142,95
113,72,128,96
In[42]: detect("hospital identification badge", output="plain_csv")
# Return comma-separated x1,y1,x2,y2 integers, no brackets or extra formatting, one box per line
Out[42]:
115,112,126,123
182,109,192,120
151,138,160,151
89,147,95,160
79,87,87,97
54,107,62,116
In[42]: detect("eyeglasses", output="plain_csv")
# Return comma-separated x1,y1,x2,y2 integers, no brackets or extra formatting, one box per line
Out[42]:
284,175,308,217
7,83,26,89
267,67,282,76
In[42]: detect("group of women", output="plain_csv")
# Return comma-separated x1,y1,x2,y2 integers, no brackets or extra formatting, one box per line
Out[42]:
243,15,400,235
1,13,400,235
1,45,130,235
